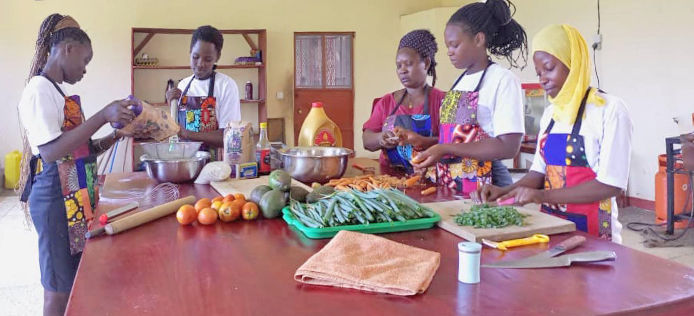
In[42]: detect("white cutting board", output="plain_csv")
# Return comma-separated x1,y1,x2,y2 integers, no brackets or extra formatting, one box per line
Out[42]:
423,200,576,242
210,176,311,197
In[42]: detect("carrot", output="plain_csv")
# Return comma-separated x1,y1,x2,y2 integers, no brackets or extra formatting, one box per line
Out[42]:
405,175,421,188
421,187,436,196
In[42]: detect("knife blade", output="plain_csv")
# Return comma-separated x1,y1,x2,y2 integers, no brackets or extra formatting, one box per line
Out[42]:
482,251,616,268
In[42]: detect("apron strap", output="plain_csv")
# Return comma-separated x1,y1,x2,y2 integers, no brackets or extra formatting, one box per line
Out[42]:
40,73,66,97
180,72,217,103
543,87,592,135
207,72,216,97
19,155,40,202
449,60,493,92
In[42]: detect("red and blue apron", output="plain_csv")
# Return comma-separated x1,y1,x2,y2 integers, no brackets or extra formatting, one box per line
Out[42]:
178,72,220,159
21,74,98,256
382,87,432,173
539,88,612,240
426,64,493,197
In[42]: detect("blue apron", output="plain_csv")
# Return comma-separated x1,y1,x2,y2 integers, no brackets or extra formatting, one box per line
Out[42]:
382,87,432,173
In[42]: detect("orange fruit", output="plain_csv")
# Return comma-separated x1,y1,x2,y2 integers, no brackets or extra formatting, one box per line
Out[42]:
223,194,235,203
211,196,224,204
242,202,259,220
233,193,246,202
195,198,212,213
218,202,241,222
198,207,218,225
176,204,197,225
211,200,223,210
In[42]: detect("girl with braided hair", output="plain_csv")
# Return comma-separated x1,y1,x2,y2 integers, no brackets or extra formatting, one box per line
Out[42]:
412,0,527,195
17,14,137,315
362,29,445,173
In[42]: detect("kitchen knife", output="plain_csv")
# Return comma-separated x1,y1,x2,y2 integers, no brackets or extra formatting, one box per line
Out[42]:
482,251,616,269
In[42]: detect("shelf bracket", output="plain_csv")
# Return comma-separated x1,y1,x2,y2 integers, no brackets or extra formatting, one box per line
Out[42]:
242,34,258,51
134,33,155,57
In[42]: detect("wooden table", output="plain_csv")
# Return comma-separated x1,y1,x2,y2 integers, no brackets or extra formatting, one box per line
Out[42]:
66,171,694,315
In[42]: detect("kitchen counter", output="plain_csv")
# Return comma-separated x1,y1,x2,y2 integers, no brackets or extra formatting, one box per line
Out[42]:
66,169,694,315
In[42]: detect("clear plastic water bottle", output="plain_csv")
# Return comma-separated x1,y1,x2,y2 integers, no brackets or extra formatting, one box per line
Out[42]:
256,122,271,174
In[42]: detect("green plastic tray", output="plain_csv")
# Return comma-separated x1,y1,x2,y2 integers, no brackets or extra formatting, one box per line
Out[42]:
281,206,441,239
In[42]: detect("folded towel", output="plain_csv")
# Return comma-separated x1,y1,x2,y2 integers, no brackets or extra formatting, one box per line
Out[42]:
294,230,441,296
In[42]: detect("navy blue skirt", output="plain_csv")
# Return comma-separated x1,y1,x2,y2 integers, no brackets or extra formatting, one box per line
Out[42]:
28,161,81,293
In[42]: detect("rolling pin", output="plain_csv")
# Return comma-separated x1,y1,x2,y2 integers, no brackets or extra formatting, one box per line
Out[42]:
104,195,195,235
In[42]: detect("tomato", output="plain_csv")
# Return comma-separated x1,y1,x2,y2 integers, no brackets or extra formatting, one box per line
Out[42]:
211,196,224,204
242,202,259,220
176,204,197,225
218,202,241,222
223,194,235,204
197,207,218,225
211,200,223,210
194,198,212,213
233,193,246,202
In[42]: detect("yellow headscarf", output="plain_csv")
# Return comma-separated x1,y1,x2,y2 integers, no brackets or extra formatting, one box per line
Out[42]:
532,24,604,124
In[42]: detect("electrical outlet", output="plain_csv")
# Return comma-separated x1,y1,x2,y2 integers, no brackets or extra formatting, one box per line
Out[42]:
592,33,602,50
276,91,284,100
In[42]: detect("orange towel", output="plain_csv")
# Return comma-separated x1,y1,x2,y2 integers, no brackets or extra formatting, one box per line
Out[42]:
294,231,441,296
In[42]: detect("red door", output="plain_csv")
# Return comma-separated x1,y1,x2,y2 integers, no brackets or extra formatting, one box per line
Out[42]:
294,32,355,150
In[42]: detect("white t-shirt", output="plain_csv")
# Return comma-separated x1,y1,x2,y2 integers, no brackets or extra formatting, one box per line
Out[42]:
530,91,633,243
177,72,241,129
17,76,69,155
452,63,525,137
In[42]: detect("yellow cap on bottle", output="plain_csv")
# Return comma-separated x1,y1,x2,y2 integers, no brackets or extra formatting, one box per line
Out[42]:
260,122,267,128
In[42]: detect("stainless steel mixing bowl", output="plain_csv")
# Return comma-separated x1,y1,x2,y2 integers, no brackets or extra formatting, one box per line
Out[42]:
139,141,203,160
279,147,353,183
140,151,210,183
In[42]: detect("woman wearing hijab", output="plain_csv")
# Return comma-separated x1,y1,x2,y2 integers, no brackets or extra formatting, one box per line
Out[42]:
362,29,446,174
473,24,633,243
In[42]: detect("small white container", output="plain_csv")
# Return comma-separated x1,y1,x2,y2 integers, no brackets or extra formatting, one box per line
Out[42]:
458,242,482,284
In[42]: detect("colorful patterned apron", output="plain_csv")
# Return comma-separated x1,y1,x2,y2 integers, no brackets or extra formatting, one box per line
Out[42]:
21,74,99,255
426,63,493,197
382,87,432,173
178,72,219,159
539,88,612,240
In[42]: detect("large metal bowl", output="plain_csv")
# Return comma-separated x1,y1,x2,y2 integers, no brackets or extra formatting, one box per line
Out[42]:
279,147,353,184
140,151,210,183
140,141,203,160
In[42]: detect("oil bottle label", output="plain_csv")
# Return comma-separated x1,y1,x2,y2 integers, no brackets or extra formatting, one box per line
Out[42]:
256,149,271,173
314,129,336,147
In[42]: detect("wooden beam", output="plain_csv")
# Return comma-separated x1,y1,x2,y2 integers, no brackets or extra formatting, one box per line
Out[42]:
133,33,155,57
242,34,258,51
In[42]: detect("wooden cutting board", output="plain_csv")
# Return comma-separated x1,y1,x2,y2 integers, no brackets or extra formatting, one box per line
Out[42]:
423,200,575,242
210,176,311,197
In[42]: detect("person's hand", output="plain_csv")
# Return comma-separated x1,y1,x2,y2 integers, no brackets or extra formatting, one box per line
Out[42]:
166,88,182,103
101,99,137,128
497,186,545,206
471,184,507,204
394,127,427,150
411,144,447,171
378,130,399,149
177,125,191,140
115,129,133,138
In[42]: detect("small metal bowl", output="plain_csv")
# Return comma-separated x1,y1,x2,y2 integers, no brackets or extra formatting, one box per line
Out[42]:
140,151,210,183
279,147,353,184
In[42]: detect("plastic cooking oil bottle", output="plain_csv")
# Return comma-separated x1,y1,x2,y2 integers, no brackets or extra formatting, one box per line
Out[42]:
298,102,342,147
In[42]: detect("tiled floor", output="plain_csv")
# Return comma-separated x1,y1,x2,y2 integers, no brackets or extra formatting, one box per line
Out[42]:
0,189,692,315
